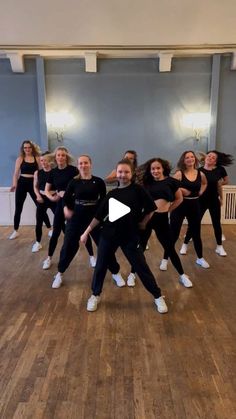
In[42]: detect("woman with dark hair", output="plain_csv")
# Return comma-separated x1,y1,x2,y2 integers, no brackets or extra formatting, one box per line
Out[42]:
139,158,192,287
161,150,210,270
180,150,234,257
81,158,168,314
9,140,51,240
105,150,138,184
51,155,124,288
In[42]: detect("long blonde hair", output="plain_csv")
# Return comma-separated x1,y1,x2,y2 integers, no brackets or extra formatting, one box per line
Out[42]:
49,146,75,166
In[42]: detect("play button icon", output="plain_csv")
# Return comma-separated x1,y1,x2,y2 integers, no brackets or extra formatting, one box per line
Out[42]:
108,198,131,222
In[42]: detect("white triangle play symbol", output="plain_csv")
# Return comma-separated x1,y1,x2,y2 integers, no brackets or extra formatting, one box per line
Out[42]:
108,198,131,222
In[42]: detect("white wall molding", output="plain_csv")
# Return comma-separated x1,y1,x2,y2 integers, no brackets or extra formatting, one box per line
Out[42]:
230,52,236,70
84,51,97,72
158,53,173,72
5,52,24,72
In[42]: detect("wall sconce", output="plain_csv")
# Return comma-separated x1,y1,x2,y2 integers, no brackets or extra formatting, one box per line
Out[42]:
46,111,75,142
182,113,211,142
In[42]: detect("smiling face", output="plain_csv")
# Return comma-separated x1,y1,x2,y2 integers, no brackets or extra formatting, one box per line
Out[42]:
23,142,33,156
116,163,133,186
150,161,164,180
40,155,51,171
55,149,68,167
184,151,196,168
205,152,217,167
78,155,92,177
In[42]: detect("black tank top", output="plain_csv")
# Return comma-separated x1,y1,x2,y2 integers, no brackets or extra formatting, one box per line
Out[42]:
181,170,201,197
20,157,38,175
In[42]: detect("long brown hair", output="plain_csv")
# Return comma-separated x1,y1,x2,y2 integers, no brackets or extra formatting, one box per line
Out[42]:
20,140,40,158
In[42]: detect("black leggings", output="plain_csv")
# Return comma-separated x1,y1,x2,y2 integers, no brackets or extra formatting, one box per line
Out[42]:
14,176,51,230
58,214,120,275
164,198,203,260
184,197,222,245
140,212,184,275
91,235,161,298
35,196,56,242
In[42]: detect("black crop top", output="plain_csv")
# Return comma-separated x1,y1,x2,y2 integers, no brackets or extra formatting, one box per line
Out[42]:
145,177,180,202
20,158,38,175
180,170,201,197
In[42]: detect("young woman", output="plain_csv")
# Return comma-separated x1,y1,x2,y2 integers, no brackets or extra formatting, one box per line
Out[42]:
42,147,79,269
32,152,55,252
80,159,168,314
161,150,210,270
180,150,234,257
139,158,192,287
9,140,51,239
51,155,124,288
105,150,138,184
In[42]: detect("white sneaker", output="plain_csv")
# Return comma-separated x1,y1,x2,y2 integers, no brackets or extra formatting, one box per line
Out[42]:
52,272,63,289
32,241,42,253
155,296,168,313
87,295,100,312
179,274,193,288
159,259,168,271
215,245,227,257
196,258,210,269
112,272,126,287
9,230,19,240
222,234,226,241
127,273,136,287
42,256,52,270
48,229,53,238
89,256,97,268
180,243,188,255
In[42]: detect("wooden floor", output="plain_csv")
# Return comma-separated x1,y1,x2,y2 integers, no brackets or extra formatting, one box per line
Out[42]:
0,225,236,419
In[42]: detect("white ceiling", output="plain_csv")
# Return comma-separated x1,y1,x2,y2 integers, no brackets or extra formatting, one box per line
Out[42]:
0,0,236,61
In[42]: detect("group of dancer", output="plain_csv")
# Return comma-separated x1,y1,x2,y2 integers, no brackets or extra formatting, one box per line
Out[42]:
8,141,234,314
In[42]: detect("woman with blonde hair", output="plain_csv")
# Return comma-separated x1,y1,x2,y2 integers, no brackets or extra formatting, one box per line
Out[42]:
42,146,78,269
9,140,51,240
52,154,123,288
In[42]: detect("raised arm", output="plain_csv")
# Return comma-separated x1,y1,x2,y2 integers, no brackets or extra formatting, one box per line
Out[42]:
105,169,117,184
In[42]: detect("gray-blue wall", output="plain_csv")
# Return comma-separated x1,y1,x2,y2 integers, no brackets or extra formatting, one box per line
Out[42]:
0,56,235,186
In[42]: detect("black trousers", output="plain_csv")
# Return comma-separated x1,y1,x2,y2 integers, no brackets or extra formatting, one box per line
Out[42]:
14,176,51,230
58,214,120,275
164,198,203,259
91,235,162,298
35,196,56,242
184,197,222,245
141,212,184,275
48,199,65,257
